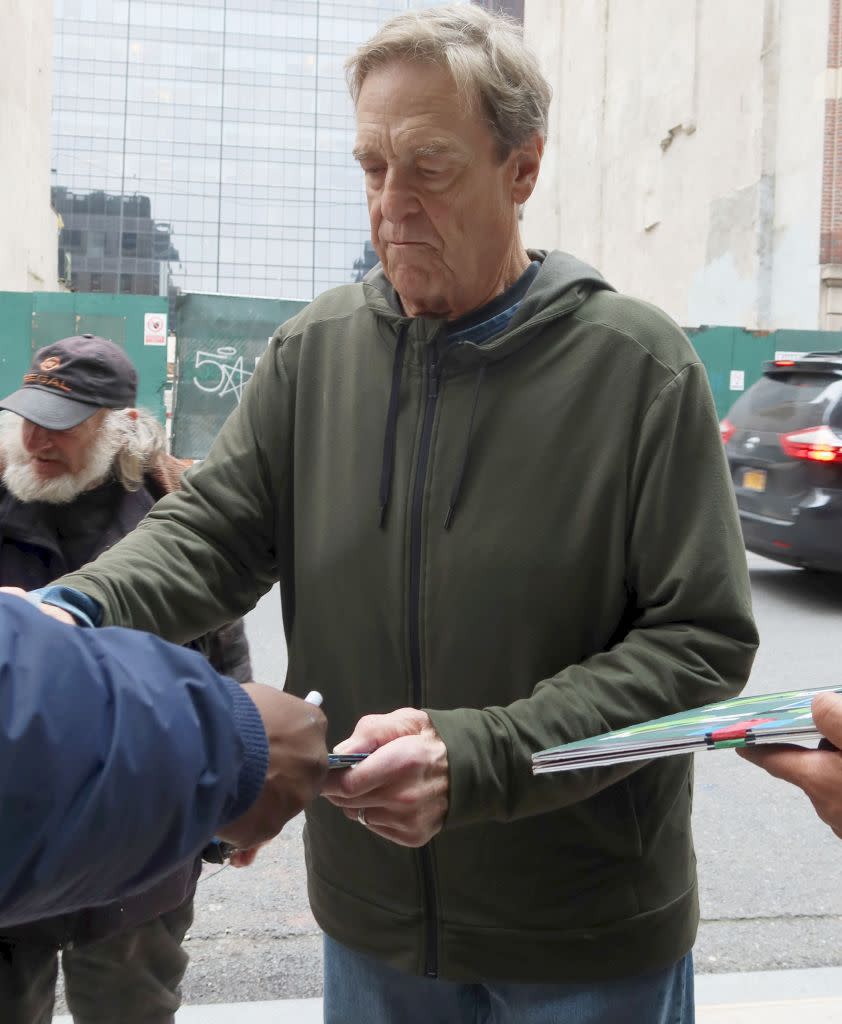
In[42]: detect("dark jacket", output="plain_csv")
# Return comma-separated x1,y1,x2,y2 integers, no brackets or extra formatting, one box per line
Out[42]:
0,454,252,946
59,251,758,982
0,594,266,930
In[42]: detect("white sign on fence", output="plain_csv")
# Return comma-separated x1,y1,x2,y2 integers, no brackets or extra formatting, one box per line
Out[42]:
144,313,167,346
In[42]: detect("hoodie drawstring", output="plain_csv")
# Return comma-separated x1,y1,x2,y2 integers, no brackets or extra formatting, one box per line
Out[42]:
444,363,487,531
378,326,408,527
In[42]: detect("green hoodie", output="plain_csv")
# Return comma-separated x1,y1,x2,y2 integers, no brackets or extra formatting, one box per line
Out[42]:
60,251,758,983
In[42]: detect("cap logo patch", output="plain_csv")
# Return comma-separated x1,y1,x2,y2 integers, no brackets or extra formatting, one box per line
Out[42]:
40,357,61,372
23,373,72,393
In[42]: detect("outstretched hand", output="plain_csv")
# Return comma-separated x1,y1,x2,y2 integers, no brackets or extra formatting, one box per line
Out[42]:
738,691,842,839
218,685,328,849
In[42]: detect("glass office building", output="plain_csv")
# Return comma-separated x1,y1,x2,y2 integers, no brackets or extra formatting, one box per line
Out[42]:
52,0,477,301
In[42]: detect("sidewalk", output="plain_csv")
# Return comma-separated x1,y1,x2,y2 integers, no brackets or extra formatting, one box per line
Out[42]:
53,966,842,1022
695,967,842,1022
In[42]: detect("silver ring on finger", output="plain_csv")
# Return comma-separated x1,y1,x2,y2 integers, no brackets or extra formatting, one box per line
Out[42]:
357,808,367,827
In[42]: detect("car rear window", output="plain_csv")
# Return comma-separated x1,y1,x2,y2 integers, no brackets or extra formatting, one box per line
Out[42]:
728,373,842,432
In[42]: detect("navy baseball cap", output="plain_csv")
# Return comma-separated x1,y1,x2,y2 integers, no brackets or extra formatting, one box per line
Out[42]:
0,335,137,430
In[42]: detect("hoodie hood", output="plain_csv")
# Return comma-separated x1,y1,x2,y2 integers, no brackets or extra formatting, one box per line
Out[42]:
369,250,616,527
361,249,615,363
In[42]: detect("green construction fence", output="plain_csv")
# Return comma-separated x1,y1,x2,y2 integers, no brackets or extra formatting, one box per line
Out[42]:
0,291,169,421
2,291,842,458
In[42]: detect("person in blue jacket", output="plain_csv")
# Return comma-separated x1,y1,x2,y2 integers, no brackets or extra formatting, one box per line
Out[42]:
0,593,327,929
0,334,259,1021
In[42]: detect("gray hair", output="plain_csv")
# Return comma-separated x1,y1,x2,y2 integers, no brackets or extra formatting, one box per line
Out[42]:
346,4,551,158
0,406,167,505
108,407,167,492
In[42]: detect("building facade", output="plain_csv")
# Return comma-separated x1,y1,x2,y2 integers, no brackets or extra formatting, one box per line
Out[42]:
523,0,834,331
53,186,179,295
52,0,470,302
2,0,60,291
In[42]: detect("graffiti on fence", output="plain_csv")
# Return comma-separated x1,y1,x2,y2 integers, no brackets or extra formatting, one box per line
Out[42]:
192,346,260,404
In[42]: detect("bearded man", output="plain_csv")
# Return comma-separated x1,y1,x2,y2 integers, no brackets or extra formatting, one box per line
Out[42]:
0,334,251,1024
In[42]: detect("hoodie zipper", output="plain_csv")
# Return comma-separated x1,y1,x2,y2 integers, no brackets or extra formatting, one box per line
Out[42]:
408,347,441,978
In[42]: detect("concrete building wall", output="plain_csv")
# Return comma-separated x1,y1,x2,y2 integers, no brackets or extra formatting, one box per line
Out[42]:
523,0,828,330
820,0,842,328
0,0,59,291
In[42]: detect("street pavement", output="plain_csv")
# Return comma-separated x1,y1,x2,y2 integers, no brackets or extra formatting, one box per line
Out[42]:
54,967,842,1021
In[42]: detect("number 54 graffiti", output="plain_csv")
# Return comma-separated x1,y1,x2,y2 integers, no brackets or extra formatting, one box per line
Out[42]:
192,347,257,404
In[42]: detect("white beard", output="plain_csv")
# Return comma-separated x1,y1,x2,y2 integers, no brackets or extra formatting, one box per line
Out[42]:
0,413,122,505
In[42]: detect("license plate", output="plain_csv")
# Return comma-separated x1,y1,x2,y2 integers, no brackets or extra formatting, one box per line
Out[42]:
742,469,767,492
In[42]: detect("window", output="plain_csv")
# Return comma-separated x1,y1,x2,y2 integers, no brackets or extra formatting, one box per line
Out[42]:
62,228,84,252
87,230,106,257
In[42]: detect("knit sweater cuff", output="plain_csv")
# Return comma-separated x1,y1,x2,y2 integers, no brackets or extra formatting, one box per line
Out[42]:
221,679,269,823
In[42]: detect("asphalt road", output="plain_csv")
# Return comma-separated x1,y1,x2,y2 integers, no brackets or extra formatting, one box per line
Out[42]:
61,552,842,1008
693,554,842,974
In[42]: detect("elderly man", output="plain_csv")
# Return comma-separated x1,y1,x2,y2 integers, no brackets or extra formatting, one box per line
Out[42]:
0,334,253,1023
17,6,757,1022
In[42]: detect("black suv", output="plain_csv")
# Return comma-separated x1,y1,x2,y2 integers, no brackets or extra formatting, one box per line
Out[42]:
721,351,842,572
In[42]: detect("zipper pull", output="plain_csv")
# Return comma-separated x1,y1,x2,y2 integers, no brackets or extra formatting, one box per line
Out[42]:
429,360,440,400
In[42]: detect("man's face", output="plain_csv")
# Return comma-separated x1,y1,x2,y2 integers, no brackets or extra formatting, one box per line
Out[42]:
354,61,542,320
20,412,107,480
0,409,120,505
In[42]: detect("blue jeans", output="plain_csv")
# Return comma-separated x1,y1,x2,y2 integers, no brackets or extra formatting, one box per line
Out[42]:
323,935,694,1024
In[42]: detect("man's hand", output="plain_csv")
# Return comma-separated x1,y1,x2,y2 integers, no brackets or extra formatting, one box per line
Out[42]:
321,708,449,847
0,588,76,625
229,845,264,869
738,691,842,839
218,686,328,849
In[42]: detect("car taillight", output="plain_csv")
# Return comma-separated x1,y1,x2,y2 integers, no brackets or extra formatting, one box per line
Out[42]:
720,418,736,444
780,426,842,463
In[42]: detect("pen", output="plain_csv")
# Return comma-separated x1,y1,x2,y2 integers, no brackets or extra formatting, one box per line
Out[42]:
207,690,327,862
306,690,369,768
